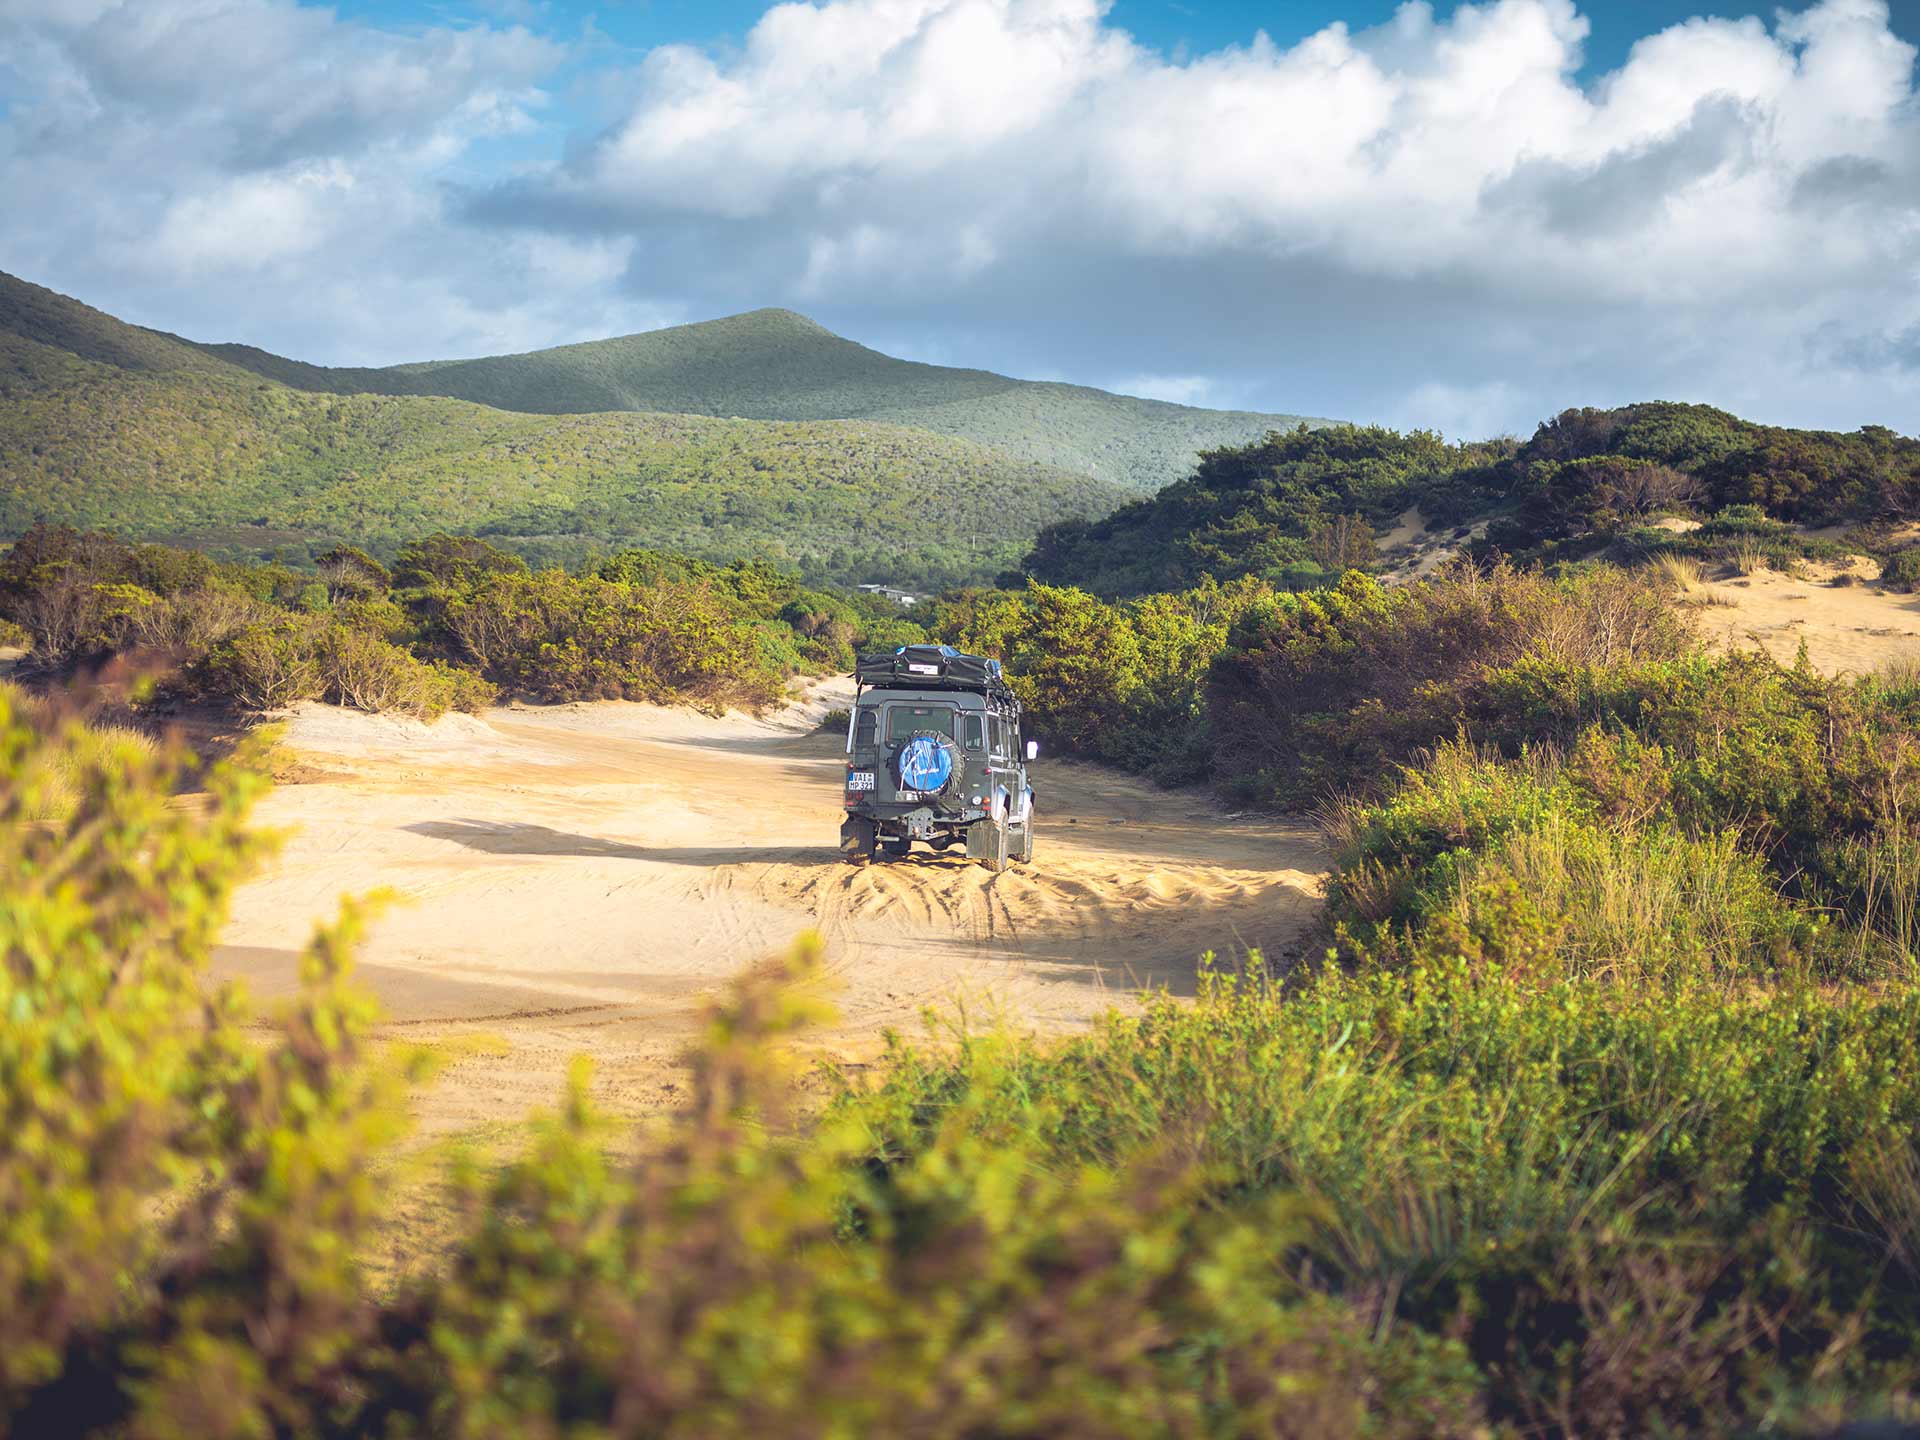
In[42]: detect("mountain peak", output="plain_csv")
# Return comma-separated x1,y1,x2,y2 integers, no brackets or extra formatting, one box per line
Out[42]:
731,306,833,333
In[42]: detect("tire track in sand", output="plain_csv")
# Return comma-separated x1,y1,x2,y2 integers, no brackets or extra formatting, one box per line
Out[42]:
214,689,1326,1132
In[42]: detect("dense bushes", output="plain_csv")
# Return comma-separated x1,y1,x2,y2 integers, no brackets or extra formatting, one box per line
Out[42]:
847,953,1920,1434
934,574,1274,781
848,560,1920,1429
1022,423,1509,596
1021,402,1920,597
183,613,492,720
1530,403,1920,524
0,687,410,1433
1883,547,1920,591
1199,559,1920,974
0,526,925,720
1323,741,1825,981
441,569,777,710
1204,563,1691,805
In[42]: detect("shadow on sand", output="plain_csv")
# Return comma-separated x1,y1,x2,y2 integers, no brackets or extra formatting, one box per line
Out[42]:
406,819,842,867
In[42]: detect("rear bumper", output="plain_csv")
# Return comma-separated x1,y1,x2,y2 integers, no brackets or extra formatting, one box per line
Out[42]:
846,802,986,836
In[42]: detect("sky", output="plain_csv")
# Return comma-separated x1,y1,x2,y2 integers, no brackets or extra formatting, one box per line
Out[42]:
1,0,1917,439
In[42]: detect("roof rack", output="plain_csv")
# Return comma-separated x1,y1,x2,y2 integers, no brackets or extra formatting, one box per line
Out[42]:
853,644,1020,707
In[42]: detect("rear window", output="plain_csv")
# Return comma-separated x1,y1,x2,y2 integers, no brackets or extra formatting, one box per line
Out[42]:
854,707,877,747
961,714,984,750
887,705,954,741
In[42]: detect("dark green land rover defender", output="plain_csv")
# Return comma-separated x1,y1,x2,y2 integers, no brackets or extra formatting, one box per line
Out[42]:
839,644,1037,871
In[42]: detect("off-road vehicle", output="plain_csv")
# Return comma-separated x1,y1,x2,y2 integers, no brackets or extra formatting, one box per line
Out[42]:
839,644,1037,871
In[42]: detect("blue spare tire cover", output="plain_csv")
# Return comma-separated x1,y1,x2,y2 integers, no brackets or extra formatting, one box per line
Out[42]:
896,734,956,793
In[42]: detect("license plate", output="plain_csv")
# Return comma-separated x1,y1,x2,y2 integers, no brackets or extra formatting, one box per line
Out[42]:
846,771,875,792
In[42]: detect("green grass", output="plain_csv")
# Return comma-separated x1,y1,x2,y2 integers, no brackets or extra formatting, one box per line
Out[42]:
0,273,1127,589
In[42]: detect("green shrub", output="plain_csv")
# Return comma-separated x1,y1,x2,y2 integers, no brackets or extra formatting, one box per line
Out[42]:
194,615,325,711
1206,563,1690,806
330,593,411,640
1502,454,1699,544
315,544,391,600
437,661,498,716
852,610,926,654
390,534,531,595
938,574,1274,779
1883,548,1920,592
1323,740,1579,936
0,616,27,650
189,615,491,721
362,942,1483,1438
740,614,813,676
318,625,472,720
0,684,160,822
1021,423,1499,595
119,583,268,655
443,569,783,710
1328,740,1823,982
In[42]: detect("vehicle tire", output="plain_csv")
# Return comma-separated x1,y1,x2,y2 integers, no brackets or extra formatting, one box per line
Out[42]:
839,815,876,864
893,731,965,802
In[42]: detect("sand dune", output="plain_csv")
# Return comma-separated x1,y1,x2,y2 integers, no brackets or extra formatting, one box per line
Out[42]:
215,684,1325,1135
1682,557,1920,675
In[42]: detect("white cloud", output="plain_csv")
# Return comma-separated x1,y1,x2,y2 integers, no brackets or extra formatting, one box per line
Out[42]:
147,162,353,273
1393,380,1530,440
0,0,1916,438
541,0,1916,297
481,0,1920,430
1112,373,1215,406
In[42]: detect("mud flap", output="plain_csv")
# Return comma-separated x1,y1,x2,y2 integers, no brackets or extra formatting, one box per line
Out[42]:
1011,820,1034,865
967,816,1010,873
840,815,876,863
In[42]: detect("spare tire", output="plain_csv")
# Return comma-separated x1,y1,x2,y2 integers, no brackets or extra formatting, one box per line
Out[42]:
893,730,964,802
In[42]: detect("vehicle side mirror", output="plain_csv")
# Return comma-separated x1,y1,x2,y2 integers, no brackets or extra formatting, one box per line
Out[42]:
1025,740,1039,761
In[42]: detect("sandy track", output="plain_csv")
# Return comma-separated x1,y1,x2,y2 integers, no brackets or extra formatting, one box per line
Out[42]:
214,686,1326,1134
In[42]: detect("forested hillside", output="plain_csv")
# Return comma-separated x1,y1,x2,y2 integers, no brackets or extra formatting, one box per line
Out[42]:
1023,405,1920,594
191,304,1325,493
0,273,1122,587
